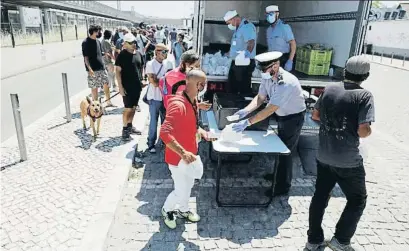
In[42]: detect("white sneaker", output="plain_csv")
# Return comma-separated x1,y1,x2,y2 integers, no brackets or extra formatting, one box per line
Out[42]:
176,210,201,222
327,237,355,251
162,208,176,229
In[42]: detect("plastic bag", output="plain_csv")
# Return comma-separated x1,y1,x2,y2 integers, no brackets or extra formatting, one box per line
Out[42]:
235,51,250,66
220,124,243,142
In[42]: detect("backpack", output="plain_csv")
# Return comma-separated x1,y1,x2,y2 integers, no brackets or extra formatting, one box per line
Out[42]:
159,68,187,109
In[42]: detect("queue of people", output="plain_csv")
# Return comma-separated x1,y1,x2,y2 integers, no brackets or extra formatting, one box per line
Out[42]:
82,9,374,250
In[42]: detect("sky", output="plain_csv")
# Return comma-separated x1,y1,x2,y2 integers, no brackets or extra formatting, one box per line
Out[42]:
98,1,194,19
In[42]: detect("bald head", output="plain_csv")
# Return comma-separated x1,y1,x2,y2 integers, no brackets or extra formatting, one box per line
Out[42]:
185,69,207,97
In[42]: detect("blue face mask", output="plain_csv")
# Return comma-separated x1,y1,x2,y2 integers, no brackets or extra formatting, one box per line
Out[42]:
267,13,276,24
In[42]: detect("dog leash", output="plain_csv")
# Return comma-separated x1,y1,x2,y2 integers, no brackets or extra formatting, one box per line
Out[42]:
102,92,120,104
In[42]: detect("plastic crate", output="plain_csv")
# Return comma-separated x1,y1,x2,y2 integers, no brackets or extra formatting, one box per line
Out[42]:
303,49,332,64
295,61,303,72
302,62,330,76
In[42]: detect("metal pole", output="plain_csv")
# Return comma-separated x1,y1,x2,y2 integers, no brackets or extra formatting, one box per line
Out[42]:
381,51,383,63
62,73,72,122
9,21,15,48
10,94,28,161
403,54,406,67
40,23,44,45
372,50,374,60
59,23,63,42
391,52,394,64
75,24,78,40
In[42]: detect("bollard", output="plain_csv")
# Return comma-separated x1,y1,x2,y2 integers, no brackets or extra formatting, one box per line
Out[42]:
372,50,374,60
10,94,28,161
391,53,394,64
381,51,383,63
62,73,72,122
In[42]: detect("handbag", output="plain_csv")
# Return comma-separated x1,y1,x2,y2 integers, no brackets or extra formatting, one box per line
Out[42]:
143,63,164,104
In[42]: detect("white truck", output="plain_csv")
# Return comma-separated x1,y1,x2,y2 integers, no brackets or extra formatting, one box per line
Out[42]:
192,0,372,95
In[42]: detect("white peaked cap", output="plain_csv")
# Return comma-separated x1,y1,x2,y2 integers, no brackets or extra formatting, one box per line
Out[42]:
266,5,279,12
223,10,238,22
123,33,136,43
255,51,283,63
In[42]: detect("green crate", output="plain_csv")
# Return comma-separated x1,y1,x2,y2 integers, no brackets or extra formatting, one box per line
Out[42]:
303,49,332,64
302,62,330,76
295,60,303,72
296,47,306,61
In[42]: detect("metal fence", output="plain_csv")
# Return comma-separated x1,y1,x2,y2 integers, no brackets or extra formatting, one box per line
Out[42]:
1,22,117,48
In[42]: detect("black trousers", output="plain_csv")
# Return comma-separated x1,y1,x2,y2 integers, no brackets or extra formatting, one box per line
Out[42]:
308,161,367,245
275,111,305,191
226,59,255,95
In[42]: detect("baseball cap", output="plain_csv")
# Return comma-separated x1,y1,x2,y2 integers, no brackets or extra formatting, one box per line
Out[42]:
123,33,136,43
224,10,238,22
345,55,370,75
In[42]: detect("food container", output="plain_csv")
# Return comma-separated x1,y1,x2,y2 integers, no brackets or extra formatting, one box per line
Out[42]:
213,93,269,131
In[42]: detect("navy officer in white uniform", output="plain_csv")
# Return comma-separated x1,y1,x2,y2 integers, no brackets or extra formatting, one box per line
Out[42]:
224,10,257,95
265,5,296,72
230,51,306,196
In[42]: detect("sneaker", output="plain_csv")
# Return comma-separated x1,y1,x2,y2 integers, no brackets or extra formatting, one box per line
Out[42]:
327,237,355,251
149,147,156,154
122,127,131,141
305,241,325,251
129,126,142,135
176,210,201,222
162,208,177,229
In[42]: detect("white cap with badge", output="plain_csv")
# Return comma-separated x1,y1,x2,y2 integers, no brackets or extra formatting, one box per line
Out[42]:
266,5,279,12
224,10,238,22
123,33,136,43
255,51,283,64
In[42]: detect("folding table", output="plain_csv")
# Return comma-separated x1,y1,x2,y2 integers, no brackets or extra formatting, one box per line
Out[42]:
206,111,290,207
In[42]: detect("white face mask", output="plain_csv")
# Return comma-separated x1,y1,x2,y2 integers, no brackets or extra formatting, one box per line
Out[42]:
261,72,272,79
119,32,124,38
267,13,276,24
228,24,236,31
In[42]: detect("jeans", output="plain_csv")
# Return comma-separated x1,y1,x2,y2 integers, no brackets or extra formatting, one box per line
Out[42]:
147,100,165,148
308,161,367,245
275,111,305,192
163,164,195,212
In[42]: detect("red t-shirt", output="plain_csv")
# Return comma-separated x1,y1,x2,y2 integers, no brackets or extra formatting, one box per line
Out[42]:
160,94,198,166
159,67,186,109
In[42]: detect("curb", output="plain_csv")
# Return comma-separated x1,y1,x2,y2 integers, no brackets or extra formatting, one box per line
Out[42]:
78,88,150,251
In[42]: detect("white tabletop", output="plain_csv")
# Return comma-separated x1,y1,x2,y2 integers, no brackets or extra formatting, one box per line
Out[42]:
206,111,290,154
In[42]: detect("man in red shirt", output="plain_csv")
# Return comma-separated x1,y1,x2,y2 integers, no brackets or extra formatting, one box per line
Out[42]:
160,69,213,229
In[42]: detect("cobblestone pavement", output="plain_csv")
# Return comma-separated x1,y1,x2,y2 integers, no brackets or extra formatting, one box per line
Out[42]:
104,64,409,250
1,89,149,251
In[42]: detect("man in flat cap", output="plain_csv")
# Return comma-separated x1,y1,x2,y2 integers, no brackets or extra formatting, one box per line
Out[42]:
230,51,306,197
265,5,296,72
223,10,257,95
306,55,374,251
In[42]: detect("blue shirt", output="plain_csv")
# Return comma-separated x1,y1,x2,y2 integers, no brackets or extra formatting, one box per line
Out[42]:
115,38,124,50
230,18,257,59
266,19,294,53
258,68,306,116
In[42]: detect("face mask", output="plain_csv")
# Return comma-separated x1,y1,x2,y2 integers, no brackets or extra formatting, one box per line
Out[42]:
119,32,124,38
228,24,236,31
261,72,272,79
197,82,207,98
267,13,276,24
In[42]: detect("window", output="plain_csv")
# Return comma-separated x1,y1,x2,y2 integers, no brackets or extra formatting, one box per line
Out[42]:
369,25,372,30
384,12,391,19
399,10,406,19
391,12,398,20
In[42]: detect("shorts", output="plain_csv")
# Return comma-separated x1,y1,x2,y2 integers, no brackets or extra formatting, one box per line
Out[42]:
88,70,109,89
122,90,141,108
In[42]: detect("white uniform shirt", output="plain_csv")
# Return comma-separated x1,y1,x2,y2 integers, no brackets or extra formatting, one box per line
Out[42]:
145,59,173,101
258,68,306,116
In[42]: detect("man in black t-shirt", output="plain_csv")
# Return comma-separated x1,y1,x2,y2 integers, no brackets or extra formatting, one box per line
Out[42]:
115,33,145,140
306,56,375,251
82,24,114,106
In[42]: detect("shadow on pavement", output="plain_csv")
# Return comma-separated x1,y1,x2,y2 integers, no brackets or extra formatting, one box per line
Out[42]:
47,121,70,130
73,128,93,150
94,136,128,152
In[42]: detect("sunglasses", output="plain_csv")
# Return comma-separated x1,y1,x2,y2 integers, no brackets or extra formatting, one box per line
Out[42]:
158,50,169,55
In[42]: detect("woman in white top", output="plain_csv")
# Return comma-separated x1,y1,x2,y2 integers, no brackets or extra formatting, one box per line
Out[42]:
145,43,174,153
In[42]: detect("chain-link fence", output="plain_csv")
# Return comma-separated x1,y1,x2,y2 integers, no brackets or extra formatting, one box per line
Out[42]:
1,22,116,48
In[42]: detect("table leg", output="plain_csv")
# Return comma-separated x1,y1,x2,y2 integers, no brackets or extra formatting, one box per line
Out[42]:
215,154,222,206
